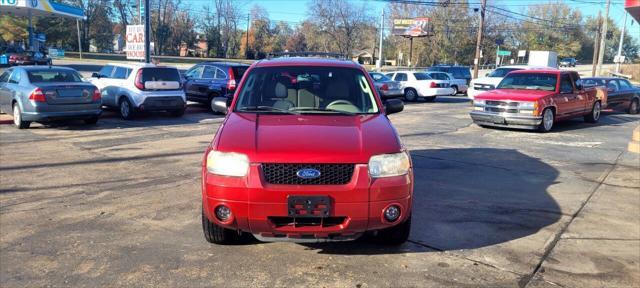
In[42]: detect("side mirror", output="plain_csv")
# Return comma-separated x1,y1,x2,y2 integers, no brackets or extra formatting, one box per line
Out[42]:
384,99,404,115
91,72,100,78
211,96,230,113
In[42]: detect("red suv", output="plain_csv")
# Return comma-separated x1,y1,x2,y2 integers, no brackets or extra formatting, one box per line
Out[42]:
201,57,412,245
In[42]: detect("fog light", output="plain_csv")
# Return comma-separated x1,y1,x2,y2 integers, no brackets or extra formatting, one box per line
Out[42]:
384,205,401,222
215,205,231,221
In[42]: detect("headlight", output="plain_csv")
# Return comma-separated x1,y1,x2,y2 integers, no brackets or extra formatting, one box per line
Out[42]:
473,100,485,105
518,102,535,110
368,152,411,178
206,150,249,177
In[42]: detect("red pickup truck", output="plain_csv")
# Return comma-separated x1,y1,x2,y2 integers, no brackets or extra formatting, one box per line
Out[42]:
470,70,606,132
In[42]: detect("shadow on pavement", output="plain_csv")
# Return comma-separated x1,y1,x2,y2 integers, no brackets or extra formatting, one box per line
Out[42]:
302,148,561,255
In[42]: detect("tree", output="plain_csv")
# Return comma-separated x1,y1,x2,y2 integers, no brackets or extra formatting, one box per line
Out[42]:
285,32,307,52
308,0,372,57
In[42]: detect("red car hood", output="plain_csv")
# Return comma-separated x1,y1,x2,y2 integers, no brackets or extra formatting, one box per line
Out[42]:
214,113,401,163
475,89,556,102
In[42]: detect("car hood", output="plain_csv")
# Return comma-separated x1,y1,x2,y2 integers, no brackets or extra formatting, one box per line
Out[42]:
471,77,503,86
214,113,402,163
475,89,556,102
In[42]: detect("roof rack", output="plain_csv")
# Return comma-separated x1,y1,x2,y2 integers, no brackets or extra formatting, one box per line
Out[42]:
267,51,348,60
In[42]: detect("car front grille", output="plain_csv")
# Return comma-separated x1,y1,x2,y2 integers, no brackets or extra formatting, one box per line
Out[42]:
261,163,355,185
268,216,347,228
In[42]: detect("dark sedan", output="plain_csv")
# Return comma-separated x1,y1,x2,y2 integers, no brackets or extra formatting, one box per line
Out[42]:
369,72,403,99
183,62,249,114
582,77,639,114
0,67,102,129
9,51,52,66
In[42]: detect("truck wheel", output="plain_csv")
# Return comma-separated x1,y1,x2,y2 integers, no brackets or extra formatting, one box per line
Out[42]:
538,108,554,132
375,215,411,245
584,101,601,123
12,103,31,129
404,88,418,102
628,98,639,115
119,98,135,120
202,209,241,245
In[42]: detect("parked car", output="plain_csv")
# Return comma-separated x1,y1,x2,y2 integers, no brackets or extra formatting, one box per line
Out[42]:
369,72,403,99
0,66,102,129
8,51,51,66
467,65,556,100
385,70,454,102
583,77,640,114
470,70,606,132
559,58,577,67
424,71,468,95
426,65,472,86
202,57,411,245
89,63,186,119
183,62,249,114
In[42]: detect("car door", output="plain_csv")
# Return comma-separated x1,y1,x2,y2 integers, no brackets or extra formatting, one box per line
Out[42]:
605,80,622,106
108,66,131,106
183,65,204,100
554,73,578,118
189,65,216,101
0,70,12,113
91,65,115,105
393,73,408,90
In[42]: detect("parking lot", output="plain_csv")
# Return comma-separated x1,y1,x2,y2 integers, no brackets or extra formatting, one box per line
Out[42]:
1,92,638,287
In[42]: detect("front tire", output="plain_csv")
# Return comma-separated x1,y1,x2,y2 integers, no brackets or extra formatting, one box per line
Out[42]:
451,85,458,95
375,215,411,245
202,209,241,245
119,98,135,120
538,108,554,132
404,88,418,102
628,98,639,115
12,104,31,129
584,101,601,123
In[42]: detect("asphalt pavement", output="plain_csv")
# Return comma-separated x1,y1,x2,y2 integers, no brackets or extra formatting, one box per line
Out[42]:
0,95,638,287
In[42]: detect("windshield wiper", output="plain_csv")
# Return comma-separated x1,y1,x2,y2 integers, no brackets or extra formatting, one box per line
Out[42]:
291,107,357,115
237,106,299,114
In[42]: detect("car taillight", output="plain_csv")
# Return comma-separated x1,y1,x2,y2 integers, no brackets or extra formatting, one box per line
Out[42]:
93,89,101,101
226,67,236,91
134,69,145,90
430,82,437,88
381,84,389,91
29,88,46,102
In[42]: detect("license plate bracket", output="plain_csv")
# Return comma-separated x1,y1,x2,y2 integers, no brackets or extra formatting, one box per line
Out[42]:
491,115,505,124
288,196,331,218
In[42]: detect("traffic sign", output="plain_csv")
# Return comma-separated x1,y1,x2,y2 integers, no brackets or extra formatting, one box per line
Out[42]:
497,50,511,56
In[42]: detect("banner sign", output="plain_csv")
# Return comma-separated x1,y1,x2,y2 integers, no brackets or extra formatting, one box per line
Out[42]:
126,25,145,60
48,48,65,59
517,50,526,57
392,18,430,37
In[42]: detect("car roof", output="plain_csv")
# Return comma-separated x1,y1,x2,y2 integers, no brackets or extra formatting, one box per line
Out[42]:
16,66,77,72
431,65,469,68
582,77,618,80
391,70,425,73
106,62,177,69
200,61,249,67
497,65,556,70
253,57,362,69
509,69,562,74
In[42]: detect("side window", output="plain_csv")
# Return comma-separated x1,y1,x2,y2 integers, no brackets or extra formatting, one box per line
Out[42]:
98,65,114,78
202,66,215,79
560,74,573,93
618,79,632,90
8,70,21,84
0,71,10,83
607,80,619,92
113,67,128,79
385,73,395,78
186,66,203,78
215,68,227,79
394,73,407,82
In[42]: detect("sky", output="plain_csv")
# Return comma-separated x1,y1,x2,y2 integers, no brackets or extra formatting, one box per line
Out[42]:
185,0,639,42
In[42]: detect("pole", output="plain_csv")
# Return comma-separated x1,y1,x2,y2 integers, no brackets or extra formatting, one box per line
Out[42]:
27,10,32,50
615,12,627,73
377,9,384,70
139,0,142,24
592,11,601,77
495,44,500,68
144,0,151,63
597,0,610,76
473,0,487,79
409,37,413,67
245,13,250,59
76,19,83,59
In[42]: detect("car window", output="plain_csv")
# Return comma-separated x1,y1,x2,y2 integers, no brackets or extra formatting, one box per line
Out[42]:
618,79,632,90
451,67,471,79
27,69,83,83
488,68,522,78
215,68,227,79
413,73,431,80
141,68,181,82
98,65,114,78
235,66,379,114
8,70,21,84
385,73,395,78
394,73,407,82
231,66,247,80
560,74,573,93
202,66,215,79
113,67,130,79
497,73,557,91
186,66,203,78
429,73,447,80
607,80,619,92
0,71,10,83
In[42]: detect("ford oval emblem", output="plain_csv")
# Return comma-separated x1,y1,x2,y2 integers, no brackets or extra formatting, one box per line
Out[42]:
296,168,321,179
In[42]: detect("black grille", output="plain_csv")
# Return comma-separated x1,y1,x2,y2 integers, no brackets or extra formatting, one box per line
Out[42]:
262,163,354,185
268,216,346,228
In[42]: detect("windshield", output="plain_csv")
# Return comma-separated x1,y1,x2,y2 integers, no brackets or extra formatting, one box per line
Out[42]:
488,68,522,78
413,73,432,80
235,66,379,114
28,70,83,83
369,72,391,82
561,58,573,62
497,73,557,91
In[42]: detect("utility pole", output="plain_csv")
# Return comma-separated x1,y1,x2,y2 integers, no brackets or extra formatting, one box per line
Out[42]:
144,0,150,63
473,0,487,79
597,0,610,76
245,13,250,59
76,19,83,59
615,12,628,73
377,9,384,70
592,11,602,77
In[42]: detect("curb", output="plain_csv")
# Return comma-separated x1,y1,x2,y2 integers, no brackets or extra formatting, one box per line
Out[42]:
629,125,640,153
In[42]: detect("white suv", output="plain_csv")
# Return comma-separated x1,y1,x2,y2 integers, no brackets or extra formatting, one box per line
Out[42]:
467,65,557,100
90,63,186,119
385,70,454,102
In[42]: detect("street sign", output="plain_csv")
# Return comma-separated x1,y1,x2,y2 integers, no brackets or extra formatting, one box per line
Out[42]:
126,25,145,60
497,50,511,56
517,50,526,57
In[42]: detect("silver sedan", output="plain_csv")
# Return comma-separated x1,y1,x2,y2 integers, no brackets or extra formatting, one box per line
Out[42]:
0,66,102,129
369,72,403,99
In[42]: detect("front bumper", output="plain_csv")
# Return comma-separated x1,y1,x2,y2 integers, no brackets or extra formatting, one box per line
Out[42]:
202,164,413,239
418,87,454,97
470,111,542,130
